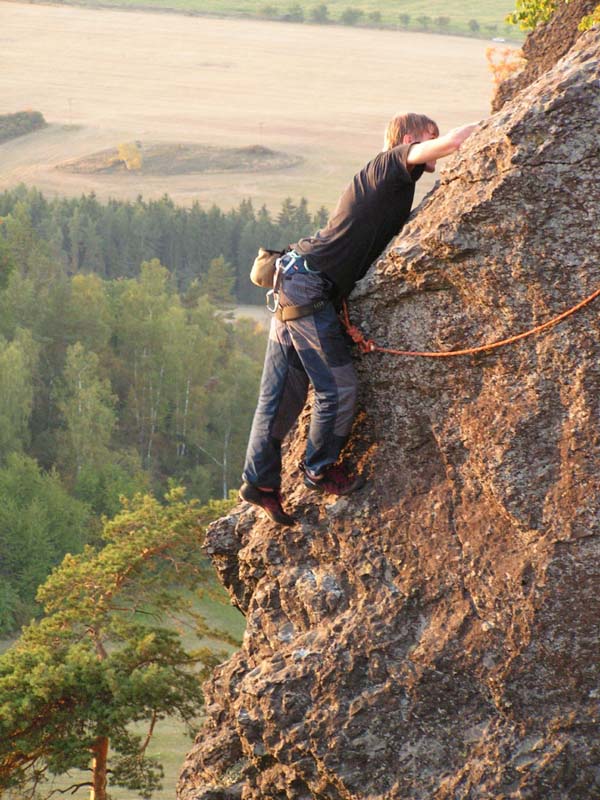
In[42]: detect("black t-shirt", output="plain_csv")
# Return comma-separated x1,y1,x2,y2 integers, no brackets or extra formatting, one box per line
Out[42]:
294,143,425,297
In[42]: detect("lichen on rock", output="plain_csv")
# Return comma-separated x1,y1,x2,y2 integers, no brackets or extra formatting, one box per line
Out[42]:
178,26,600,800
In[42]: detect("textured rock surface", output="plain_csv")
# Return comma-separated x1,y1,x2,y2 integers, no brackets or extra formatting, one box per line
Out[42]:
178,30,600,800
492,0,598,111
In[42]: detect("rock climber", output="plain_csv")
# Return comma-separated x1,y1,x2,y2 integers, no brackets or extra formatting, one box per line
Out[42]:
239,112,478,525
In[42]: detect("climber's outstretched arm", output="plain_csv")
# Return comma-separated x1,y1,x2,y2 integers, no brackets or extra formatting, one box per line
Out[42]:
407,122,479,168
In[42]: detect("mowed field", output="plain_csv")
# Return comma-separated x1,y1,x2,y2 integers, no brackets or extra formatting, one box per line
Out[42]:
0,2,499,212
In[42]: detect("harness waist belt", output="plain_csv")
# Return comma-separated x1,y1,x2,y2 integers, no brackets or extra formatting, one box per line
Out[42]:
275,299,329,322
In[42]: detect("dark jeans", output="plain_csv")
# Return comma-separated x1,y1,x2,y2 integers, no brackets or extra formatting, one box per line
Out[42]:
242,259,358,488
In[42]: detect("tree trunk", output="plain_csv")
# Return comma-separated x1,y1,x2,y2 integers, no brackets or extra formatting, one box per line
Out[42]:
90,735,109,800
222,425,231,499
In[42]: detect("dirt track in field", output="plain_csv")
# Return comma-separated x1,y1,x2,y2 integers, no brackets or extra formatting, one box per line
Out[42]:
0,3,496,210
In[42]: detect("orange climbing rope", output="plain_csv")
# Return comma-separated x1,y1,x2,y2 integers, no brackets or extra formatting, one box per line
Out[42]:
340,286,600,358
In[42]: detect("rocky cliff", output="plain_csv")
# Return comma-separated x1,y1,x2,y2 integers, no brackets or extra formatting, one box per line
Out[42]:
492,0,598,111
178,24,600,800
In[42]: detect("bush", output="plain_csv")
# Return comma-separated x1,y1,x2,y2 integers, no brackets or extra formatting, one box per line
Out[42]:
416,14,431,28
310,3,329,22
435,15,450,29
505,0,559,31
399,13,410,26
486,46,526,86
367,10,381,24
579,6,600,29
0,111,47,144
117,141,143,171
468,18,480,31
259,4,277,17
284,3,304,21
340,7,363,25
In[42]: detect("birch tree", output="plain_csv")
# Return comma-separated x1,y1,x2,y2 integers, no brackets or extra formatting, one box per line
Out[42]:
0,329,38,459
58,343,116,479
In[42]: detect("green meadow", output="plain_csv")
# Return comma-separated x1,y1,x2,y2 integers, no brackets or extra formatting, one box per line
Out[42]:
31,0,522,39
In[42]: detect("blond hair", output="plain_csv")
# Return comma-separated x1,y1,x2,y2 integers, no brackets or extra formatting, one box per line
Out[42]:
383,112,439,150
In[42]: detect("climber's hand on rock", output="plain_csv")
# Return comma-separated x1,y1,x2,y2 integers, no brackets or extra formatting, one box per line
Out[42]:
447,122,479,149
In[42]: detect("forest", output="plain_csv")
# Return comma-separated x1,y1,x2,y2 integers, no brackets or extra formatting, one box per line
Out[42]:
0,187,324,634
0,186,328,304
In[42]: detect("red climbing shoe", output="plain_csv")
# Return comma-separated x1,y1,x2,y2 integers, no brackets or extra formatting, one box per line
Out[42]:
238,482,296,526
302,462,366,496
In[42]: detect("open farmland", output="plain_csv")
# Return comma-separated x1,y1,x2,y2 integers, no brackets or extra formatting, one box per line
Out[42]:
0,2,499,211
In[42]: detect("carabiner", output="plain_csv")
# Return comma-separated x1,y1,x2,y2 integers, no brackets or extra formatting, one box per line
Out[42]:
266,289,280,313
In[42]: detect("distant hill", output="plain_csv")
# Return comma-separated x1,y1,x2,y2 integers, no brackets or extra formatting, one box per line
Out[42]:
0,111,47,144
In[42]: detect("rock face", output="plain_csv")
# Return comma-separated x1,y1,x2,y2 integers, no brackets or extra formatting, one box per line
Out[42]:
492,0,598,111
178,28,600,800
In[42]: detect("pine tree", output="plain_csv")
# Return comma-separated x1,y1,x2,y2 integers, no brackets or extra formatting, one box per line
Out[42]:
199,255,235,307
0,489,236,799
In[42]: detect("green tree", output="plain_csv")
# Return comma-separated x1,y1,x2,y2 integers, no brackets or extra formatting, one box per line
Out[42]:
291,196,312,237
340,7,363,25
0,453,90,633
0,489,236,800
200,351,262,498
276,196,297,228
74,455,149,520
66,273,113,354
259,4,277,17
0,205,65,340
468,18,480,31
161,298,224,464
286,3,304,21
310,3,329,23
2,202,58,280
198,255,236,307
0,329,38,458
0,230,14,289
313,205,329,229
112,260,174,468
57,342,117,480
68,207,105,275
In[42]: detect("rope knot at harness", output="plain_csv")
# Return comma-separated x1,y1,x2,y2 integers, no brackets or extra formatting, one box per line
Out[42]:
344,321,376,353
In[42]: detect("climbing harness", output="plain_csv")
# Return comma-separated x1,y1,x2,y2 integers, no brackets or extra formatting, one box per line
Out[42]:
275,299,329,322
268,251,328,321
340,286,600,358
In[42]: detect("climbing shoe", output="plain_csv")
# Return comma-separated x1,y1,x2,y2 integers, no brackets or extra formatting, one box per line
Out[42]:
302,462,366,496
238,482,296,526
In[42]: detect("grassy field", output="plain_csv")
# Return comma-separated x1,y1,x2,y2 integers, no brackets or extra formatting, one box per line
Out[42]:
0,3,503,212
23,0,522,39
